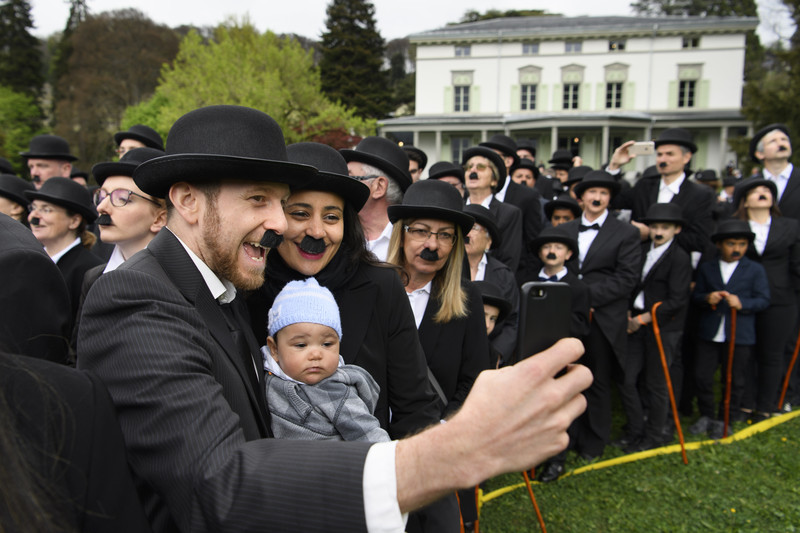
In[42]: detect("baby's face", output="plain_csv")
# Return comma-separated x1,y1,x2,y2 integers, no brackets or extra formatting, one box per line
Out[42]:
268,323,340,385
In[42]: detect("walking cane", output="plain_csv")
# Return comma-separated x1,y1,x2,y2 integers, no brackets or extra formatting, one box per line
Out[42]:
521,471,547,533
778,326,800,410
650,302,688,465
723,307,737,438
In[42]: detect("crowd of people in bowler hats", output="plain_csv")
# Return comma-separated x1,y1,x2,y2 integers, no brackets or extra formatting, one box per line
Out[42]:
0,100,798,532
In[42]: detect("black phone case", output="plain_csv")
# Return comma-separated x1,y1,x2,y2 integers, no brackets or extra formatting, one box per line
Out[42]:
515,281,572,363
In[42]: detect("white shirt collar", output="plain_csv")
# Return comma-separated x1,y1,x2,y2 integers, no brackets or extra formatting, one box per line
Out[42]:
103,245,127,274
49,237,82,264
581,209,609,228
537,266,568,281
660,173,685,196
494,175,511,202
474,252,489,281
167,227,236,303
764,163,793,182
366,221,393,262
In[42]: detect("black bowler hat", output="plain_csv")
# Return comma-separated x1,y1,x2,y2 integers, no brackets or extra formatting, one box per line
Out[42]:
732,177,778,209
565,165,592,187
0,157,13,174
509,158,539,181
544,193,581,220
93,147,166,186
463,204,501,249
427,161,465,184
461,146,508,191
287,142,370,211
473,280,512,324
403,146,428,171
548,149,574,170
133,105,317,198
70,168,88,181
480,134,519,166
516,139,536,158
25,177,97,222
722,176,740,188
572,170,621,198
114,124,164,151
0,174,34,207
20,134,77,161
749,123,791,163
694,169,719,183
640,202,686,226
530,225,579,258
654,128,697,153
340,136,412,192
387,179,475,236
712,219,754,243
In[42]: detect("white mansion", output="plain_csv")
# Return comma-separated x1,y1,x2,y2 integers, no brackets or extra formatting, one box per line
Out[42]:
378,15,759,176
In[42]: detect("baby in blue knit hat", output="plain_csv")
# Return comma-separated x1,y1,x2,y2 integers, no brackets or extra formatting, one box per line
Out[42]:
261,277,390,442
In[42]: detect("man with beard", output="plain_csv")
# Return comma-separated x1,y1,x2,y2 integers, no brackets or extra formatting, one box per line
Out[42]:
77,105,592,532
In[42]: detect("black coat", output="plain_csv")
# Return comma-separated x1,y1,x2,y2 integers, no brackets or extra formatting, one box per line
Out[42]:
502,180,544,276
418,281,492,417
630,241,693,333
0,213,72,363
250,250,442,439
744,216,800,306
770,166,800,222
482,254,520,363
486,196,523,272
56,243,103,323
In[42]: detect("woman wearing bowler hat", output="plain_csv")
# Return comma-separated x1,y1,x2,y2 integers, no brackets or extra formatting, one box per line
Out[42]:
386,179,491,416
0,174,35,226
25,177,103,321
733,178,800,418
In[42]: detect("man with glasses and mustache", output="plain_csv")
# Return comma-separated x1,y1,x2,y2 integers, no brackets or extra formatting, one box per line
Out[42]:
342,137,413,261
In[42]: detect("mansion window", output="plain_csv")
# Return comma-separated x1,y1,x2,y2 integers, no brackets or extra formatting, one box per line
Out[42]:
565,41,582,53
521,84,537,111
682,36,700,49
606,82,623,109
609,40,626,51
455,45,471,57
454,85,470,112
451,137,471,163
522,42,539,55
563,83,579,109
678,80,696,108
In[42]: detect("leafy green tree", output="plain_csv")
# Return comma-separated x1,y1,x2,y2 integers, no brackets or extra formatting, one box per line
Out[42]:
0,84,43,174
319,0,392,119
455,8,551,24
0,0,44,100
50,0,88,115
123,20,373,147
630,0,756,16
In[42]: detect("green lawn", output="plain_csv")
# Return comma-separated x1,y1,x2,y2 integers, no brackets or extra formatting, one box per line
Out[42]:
477,413,800,532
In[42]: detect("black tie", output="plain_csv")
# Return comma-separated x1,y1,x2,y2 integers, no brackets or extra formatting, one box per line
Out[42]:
579,223,600,232
539,275,559,282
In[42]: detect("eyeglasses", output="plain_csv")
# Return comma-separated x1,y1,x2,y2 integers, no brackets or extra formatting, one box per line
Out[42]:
404,225,457,245
463,163,489,172
27,203,57,215
352,174,381,182
94,188,161,207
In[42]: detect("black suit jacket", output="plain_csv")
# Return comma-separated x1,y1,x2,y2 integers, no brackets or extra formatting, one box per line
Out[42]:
56,243,103,323
0,353,151,532
772,166,800,222
418,281,491,417
502,180,544,277
78,229,371,532
744,216,800,306
562,215,641,363
483,254,520,363
625,175,715,257
485,197,523,272
631,241,693,333
0,213,72,363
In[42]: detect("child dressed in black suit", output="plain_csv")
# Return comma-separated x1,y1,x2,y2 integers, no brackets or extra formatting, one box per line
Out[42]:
619,203,692,452
691,219,770,439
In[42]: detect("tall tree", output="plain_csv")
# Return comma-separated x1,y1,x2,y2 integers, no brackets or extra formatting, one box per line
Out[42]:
123,20,373,147
0,85,42,174
319,0,392,119
386,38,414,116
50,0,88,116
52,9,179,171
0,0,44,100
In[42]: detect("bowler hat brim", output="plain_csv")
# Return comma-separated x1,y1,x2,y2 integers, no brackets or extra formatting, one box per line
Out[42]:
732,178,778,209
113,131,163,150
387,204,475,237
340,150,412,192
296,171,370,212
25,189,96,223
529,233,579,258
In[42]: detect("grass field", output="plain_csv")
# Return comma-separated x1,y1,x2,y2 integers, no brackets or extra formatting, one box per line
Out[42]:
476,412,800,532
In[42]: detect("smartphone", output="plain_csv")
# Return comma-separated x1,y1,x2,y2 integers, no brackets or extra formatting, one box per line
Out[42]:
629,141,655,156
515,282,572,364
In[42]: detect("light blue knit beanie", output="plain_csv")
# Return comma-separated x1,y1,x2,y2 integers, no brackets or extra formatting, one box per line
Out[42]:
267,277,342,339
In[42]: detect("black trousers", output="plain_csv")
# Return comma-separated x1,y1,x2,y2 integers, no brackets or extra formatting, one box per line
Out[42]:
621,327,682,440
695,339,752,419
744,304,798,412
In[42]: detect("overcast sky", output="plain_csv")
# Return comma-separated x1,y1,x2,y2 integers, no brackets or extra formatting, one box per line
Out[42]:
31,0,792,44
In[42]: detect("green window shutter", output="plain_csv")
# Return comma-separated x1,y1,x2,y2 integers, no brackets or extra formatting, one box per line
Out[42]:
471,86,480,113
668,80,678,110
511,85,521,112
444,86,453,112
581,83,591,110
596,83,605,110
539,85,549,111
553,83,562,110
624,82,635,109
698,80,710,108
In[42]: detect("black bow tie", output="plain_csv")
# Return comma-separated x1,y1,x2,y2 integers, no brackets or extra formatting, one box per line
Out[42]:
538,275,559,282
579,223,600,232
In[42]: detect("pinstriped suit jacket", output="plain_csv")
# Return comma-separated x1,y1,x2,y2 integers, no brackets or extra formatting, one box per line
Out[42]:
77,229,371,532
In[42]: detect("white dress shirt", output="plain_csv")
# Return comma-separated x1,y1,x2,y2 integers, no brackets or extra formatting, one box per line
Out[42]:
473,253,489,281
763,163,793,201
49,236,82,264
577,210,609,268
367,222,394,263
657,173,686,204
103,245,127,274
712,259,740,342
748,218,771,256
537,266,568,281
406,280,433,328
494,174,511,202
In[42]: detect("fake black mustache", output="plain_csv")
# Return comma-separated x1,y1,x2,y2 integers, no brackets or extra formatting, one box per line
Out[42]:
731,251,742,258
420,248,439,261
469,172,478,180
659,162,668,168
758,195,768,201
778,145,789,151
31,176,41,183
591,200,602,206
653,234,664,241
96,214,112,226
545,252,557,260
29,217,41,226
259,230,284,249
298,235,326,254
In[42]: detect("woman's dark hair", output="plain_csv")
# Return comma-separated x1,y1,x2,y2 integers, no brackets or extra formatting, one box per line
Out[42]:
65,208,96,249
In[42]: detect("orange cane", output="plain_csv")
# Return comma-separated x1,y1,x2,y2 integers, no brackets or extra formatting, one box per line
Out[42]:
778,327,800,409
521,471,547,533
474,485,481,533
650,302,688,465
723,307,737,438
